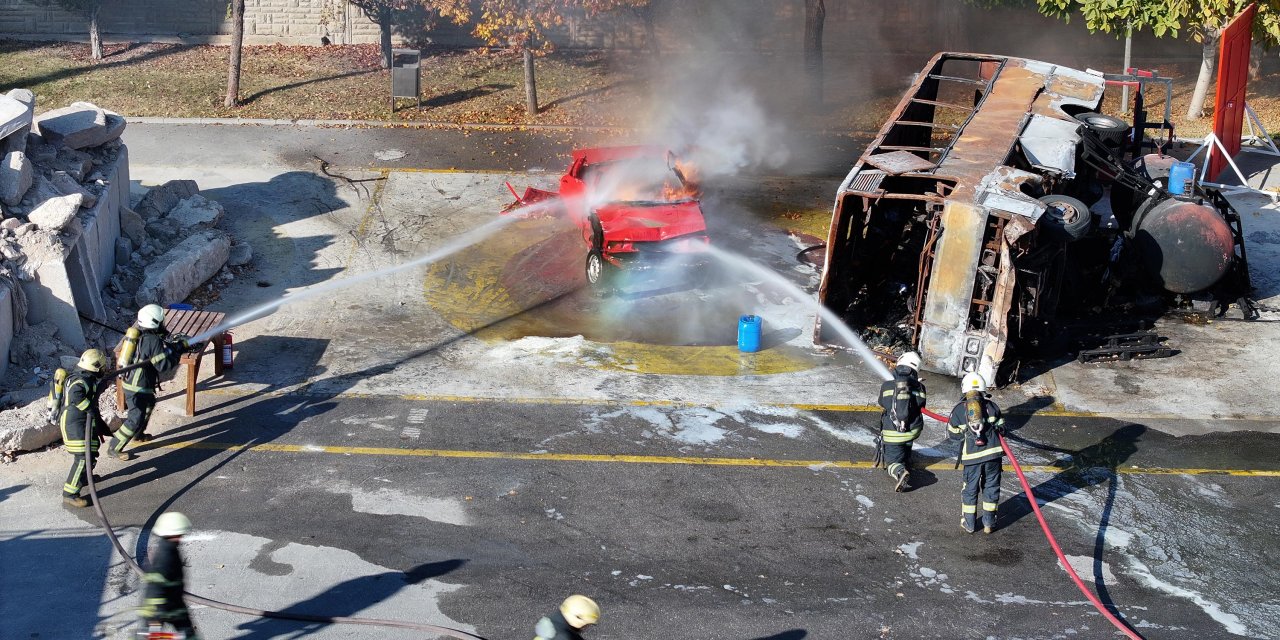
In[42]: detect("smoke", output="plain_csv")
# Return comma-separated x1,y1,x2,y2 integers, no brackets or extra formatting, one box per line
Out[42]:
644,78,792,179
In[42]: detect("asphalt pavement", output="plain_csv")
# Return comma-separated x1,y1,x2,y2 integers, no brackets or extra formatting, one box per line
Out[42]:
1,121,1278,640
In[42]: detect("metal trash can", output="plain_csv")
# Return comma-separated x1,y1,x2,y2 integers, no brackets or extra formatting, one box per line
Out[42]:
391,48,421,112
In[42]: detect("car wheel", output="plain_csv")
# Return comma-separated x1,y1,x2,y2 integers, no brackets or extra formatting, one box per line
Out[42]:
1073,111,1129,147
586,250,609,289
1038,194,1092,241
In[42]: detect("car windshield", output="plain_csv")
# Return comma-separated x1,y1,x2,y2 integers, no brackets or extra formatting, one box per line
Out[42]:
586,156,696,204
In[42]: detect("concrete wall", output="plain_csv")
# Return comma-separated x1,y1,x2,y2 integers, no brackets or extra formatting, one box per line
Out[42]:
19,144,126,349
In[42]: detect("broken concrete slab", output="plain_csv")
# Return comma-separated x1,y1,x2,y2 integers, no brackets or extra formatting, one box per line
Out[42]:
0,389,58,453
25,138,54,165
0,151,32,207
114,236,131,265
228,241,253,266
50,172,97,209
0,94,31,144
34,101,110,150
1,89,34,156
135,229,231,307
27,193,82,231
136,179,199,219
52,147,92,182
166,194,223,229
119,206,146,245
1,218,20,232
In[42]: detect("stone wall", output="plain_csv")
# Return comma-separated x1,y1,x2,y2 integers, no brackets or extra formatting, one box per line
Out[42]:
0,283,11,380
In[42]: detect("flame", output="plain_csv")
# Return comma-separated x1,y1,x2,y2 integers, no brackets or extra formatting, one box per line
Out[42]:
663,158,702,201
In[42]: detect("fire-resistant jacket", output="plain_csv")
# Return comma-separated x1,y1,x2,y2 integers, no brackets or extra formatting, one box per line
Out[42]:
946,398,1006,465
533,610,585,640
119,328,179,395
878,367,927,444
140,536,188,621
59,371,107,452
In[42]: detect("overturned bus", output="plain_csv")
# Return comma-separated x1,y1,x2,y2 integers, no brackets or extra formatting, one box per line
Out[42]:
816,53,1253,384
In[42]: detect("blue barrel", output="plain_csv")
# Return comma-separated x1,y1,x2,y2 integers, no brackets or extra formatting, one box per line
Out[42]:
1168,161,1196,196
738,315,762,353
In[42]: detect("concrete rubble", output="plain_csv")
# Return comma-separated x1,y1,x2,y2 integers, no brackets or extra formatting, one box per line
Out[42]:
1,92,245,454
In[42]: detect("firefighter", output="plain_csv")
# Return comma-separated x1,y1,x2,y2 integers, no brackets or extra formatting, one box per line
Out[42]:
534,594,600,640
139,511,200,639
60,349,110,508
947,372,1006,534
877,352,927,492
109,304,182,461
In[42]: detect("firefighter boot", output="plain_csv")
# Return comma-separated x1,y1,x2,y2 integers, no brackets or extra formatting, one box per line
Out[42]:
892,466,910,493
982,514,996,534
109,445,135,462
63,494,89,508
961,512,976,534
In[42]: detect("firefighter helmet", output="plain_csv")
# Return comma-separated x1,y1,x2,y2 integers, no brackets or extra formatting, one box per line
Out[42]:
77,349,109,373
896,352,921,372
138,304,166,330
560,594,600,629
154,512,191,537
961,372,987,393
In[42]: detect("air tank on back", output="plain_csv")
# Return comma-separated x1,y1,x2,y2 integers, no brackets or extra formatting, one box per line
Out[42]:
1130,196,1236,294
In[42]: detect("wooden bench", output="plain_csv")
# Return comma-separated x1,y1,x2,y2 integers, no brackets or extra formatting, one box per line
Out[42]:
115,309,227,417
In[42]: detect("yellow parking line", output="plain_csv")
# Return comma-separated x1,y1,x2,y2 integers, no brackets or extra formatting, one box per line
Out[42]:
150,440,1280,477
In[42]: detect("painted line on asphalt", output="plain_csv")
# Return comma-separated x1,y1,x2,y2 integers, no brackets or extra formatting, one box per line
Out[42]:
150,440,1280,477
344,168,389,267
196,387,1280,423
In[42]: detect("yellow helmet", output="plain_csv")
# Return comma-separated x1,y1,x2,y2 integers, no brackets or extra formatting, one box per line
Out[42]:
961,372,987,393
77,349,109,373
560,594,599,629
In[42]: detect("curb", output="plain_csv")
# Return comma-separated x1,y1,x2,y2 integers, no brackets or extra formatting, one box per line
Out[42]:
125,116,632,133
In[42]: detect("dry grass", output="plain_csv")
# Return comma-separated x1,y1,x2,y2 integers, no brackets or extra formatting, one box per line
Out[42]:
1,39,1277,140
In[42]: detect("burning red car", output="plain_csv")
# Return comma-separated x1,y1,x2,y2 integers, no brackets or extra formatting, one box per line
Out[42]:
505,146,710,289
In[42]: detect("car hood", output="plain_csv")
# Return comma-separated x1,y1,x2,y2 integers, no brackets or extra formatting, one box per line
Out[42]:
596,201,707,242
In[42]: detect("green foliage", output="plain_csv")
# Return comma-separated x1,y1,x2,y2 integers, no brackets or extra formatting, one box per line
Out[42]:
969,0,1280,46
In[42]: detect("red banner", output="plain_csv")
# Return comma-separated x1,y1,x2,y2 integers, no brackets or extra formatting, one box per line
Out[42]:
1209,3,1256,180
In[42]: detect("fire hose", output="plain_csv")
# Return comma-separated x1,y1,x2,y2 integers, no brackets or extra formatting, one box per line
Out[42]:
920,407,1142,640
80,367,487,639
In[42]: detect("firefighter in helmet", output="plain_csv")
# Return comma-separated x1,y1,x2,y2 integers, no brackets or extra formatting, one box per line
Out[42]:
534,594,599,640
139,511,200,639
877,352,927,492
947,372,1006,534
109,304,183,461
59,349,110,508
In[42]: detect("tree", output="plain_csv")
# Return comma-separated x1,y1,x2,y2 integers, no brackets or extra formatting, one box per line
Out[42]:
346,0,471,69
225,0,245,107
474,0,648,117
803,0,825,105
33,0,104,61
974,0,1280,120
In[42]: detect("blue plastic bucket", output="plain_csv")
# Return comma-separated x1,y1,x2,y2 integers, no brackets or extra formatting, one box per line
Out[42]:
738,315,762,353
1168,161,1196,196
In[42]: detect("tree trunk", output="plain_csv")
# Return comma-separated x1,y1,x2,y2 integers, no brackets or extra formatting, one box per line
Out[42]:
1186,30,1219,121
378,7,393,70
224,0,245,108
88,2,102,61
523,44,538,117
803,0,825,105
1249,40,1263,81
641,4,659,57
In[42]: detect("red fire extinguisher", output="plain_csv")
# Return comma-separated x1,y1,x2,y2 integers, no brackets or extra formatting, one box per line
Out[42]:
221,331,234,369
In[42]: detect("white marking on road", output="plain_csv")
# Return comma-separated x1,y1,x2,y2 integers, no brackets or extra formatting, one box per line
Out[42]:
1123,556,1250,636
408,408,429,424
855,494,874,509
334,485,470,525
898,542,922,560
400,426,421,439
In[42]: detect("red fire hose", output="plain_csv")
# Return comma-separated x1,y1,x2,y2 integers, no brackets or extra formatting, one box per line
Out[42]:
920,408,1142,640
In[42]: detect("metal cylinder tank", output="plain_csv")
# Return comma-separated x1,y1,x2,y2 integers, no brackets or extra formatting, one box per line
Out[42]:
1131,197,1235,294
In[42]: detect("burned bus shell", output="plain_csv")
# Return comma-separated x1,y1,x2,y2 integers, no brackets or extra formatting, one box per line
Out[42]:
817,52,1252,383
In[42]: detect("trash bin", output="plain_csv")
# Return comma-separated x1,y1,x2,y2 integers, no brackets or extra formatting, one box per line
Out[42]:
391,48,421,112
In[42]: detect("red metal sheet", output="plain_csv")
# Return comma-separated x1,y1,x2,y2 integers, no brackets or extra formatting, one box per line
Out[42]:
1210,3,1256,180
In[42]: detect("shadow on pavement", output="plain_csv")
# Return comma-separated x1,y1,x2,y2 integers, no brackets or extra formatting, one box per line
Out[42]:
750,631,807,640
0,483,28,503
0,528,113,637
229,559,467,639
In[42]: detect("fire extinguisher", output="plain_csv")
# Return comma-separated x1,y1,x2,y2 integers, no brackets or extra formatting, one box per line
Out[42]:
221,331,234,369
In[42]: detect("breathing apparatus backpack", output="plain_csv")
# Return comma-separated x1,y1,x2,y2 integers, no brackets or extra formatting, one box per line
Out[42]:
889,372,918,432
45,367,69,424
118,327,142,368
964,391,988,447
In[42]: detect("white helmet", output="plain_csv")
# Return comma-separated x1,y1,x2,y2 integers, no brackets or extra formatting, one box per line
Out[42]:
896,352,921,372
560,594,600,629
961,372,987,393
154,511,191,537
137,304,166,330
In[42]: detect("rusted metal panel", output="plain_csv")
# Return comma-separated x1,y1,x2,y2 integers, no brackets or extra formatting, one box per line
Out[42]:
865,151,937,175
919,201,984,373
1019,115,1082,174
